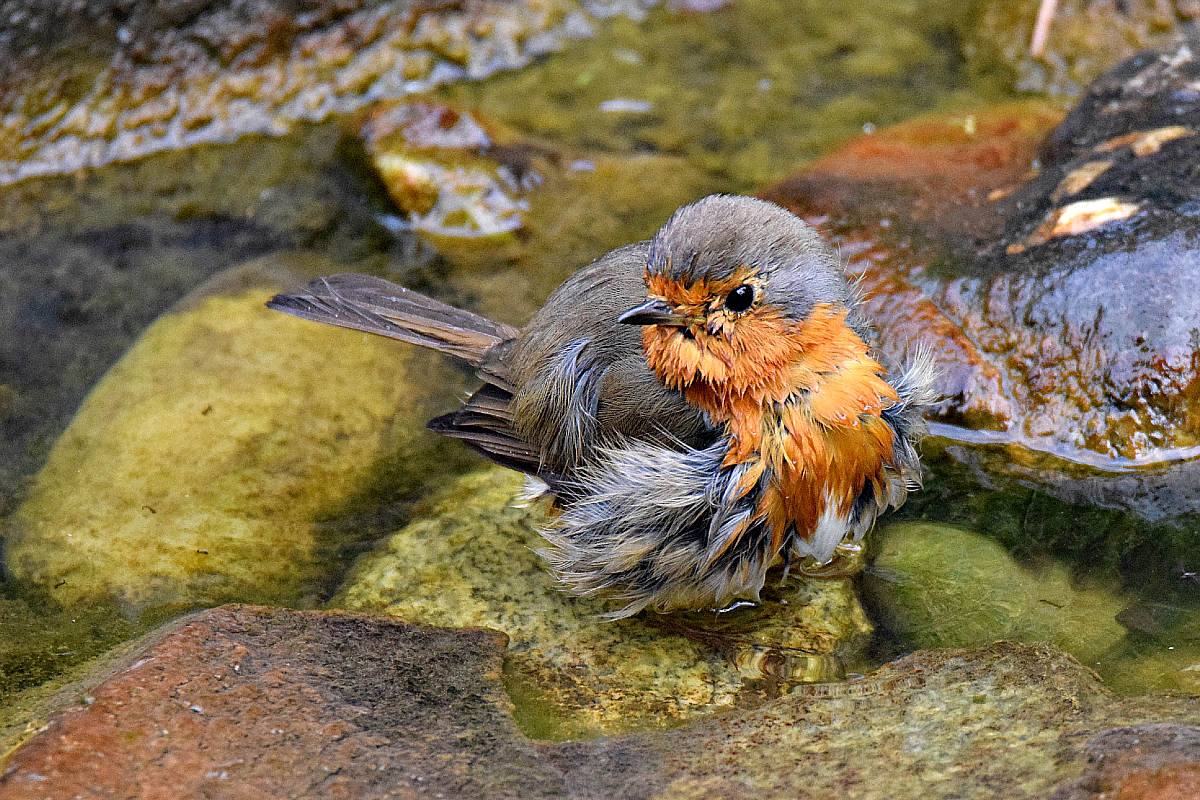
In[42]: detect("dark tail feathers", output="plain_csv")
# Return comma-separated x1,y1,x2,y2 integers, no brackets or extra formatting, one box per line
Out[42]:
267,274,518,366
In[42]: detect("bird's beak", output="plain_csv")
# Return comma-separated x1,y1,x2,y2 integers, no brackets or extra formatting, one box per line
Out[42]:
618,298,691,326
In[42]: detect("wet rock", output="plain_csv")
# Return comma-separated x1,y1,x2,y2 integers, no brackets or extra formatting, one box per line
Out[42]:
2,255,468,613
0,605,581,799
355,98,723,251
0,0,662,185
1091,601,1200,694
332,467,874,736
0,122,401,522
5,614,1200,800
862,522,1129,670
1051,724,1200,800
359,99,536,237
968,0,1200,97
643,643,1198,799
764,103,1058,438
379,130,720,328
763,37,1200,470
902,435,1200,600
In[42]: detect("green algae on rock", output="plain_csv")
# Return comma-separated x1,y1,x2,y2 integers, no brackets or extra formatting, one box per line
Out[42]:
863,521,1129,672
645,644,1200,800
332,467,873,737
445,0,987,192
1100,636,1200,698
3,256,468,613
904,435,1200,602
967,0,1198,98
1094,601,1200,696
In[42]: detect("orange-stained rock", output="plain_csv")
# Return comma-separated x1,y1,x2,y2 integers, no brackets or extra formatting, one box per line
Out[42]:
1050,725,1200,800
763,36,1200,470
0,605,580,799
764,103,1057,435
5,614,1200,800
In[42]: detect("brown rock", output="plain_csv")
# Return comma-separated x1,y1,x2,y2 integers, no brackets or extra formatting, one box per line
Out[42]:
1051,725,1200,800
0,605,590,799
5,607,1200,800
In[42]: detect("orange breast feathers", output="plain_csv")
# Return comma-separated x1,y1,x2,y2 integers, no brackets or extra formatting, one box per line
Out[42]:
641,300,900,552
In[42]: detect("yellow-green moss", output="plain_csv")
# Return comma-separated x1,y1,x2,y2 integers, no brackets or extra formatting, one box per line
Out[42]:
967,0,1194,98
332,467,873,736
864,521,1129,666
5,263,465,613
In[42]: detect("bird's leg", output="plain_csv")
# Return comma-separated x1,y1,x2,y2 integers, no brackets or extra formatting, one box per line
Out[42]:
779,543,794,584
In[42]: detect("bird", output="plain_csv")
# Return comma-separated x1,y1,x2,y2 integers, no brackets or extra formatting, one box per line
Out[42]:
268,194,935,618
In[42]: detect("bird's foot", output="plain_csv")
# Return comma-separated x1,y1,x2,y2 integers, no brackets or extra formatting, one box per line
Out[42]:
796,541,865,580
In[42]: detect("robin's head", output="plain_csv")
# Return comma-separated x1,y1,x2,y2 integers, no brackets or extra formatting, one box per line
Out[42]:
620,195,870,410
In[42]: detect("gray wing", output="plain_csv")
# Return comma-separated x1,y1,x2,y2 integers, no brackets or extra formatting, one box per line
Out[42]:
433,242,711,477
268,274,517,364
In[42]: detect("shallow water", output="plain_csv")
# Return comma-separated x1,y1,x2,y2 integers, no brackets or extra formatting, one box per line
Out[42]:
0,0,1196,739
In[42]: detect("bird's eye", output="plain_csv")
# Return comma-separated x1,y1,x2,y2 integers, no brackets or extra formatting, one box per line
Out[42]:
724,284,754,313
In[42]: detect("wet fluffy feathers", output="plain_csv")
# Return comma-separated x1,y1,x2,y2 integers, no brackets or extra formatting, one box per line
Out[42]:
268,194,935,618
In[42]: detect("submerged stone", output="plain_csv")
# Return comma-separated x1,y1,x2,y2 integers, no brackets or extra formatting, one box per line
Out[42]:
448,0,980,191
359,100,533,238
903,435,1200,600
332,467,873,736
968,0,1199,98
1097,600,1200,695
0,125,370,521
863,522,1129,674
5,608,1200,800
2,255,467,614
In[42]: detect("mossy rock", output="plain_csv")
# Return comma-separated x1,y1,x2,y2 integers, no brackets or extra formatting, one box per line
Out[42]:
3,256,467,614
966,0,1194,98
863,521,1129,667
332,467,874,736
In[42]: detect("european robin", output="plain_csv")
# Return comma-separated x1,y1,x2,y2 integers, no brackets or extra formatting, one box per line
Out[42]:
269,194,935,618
